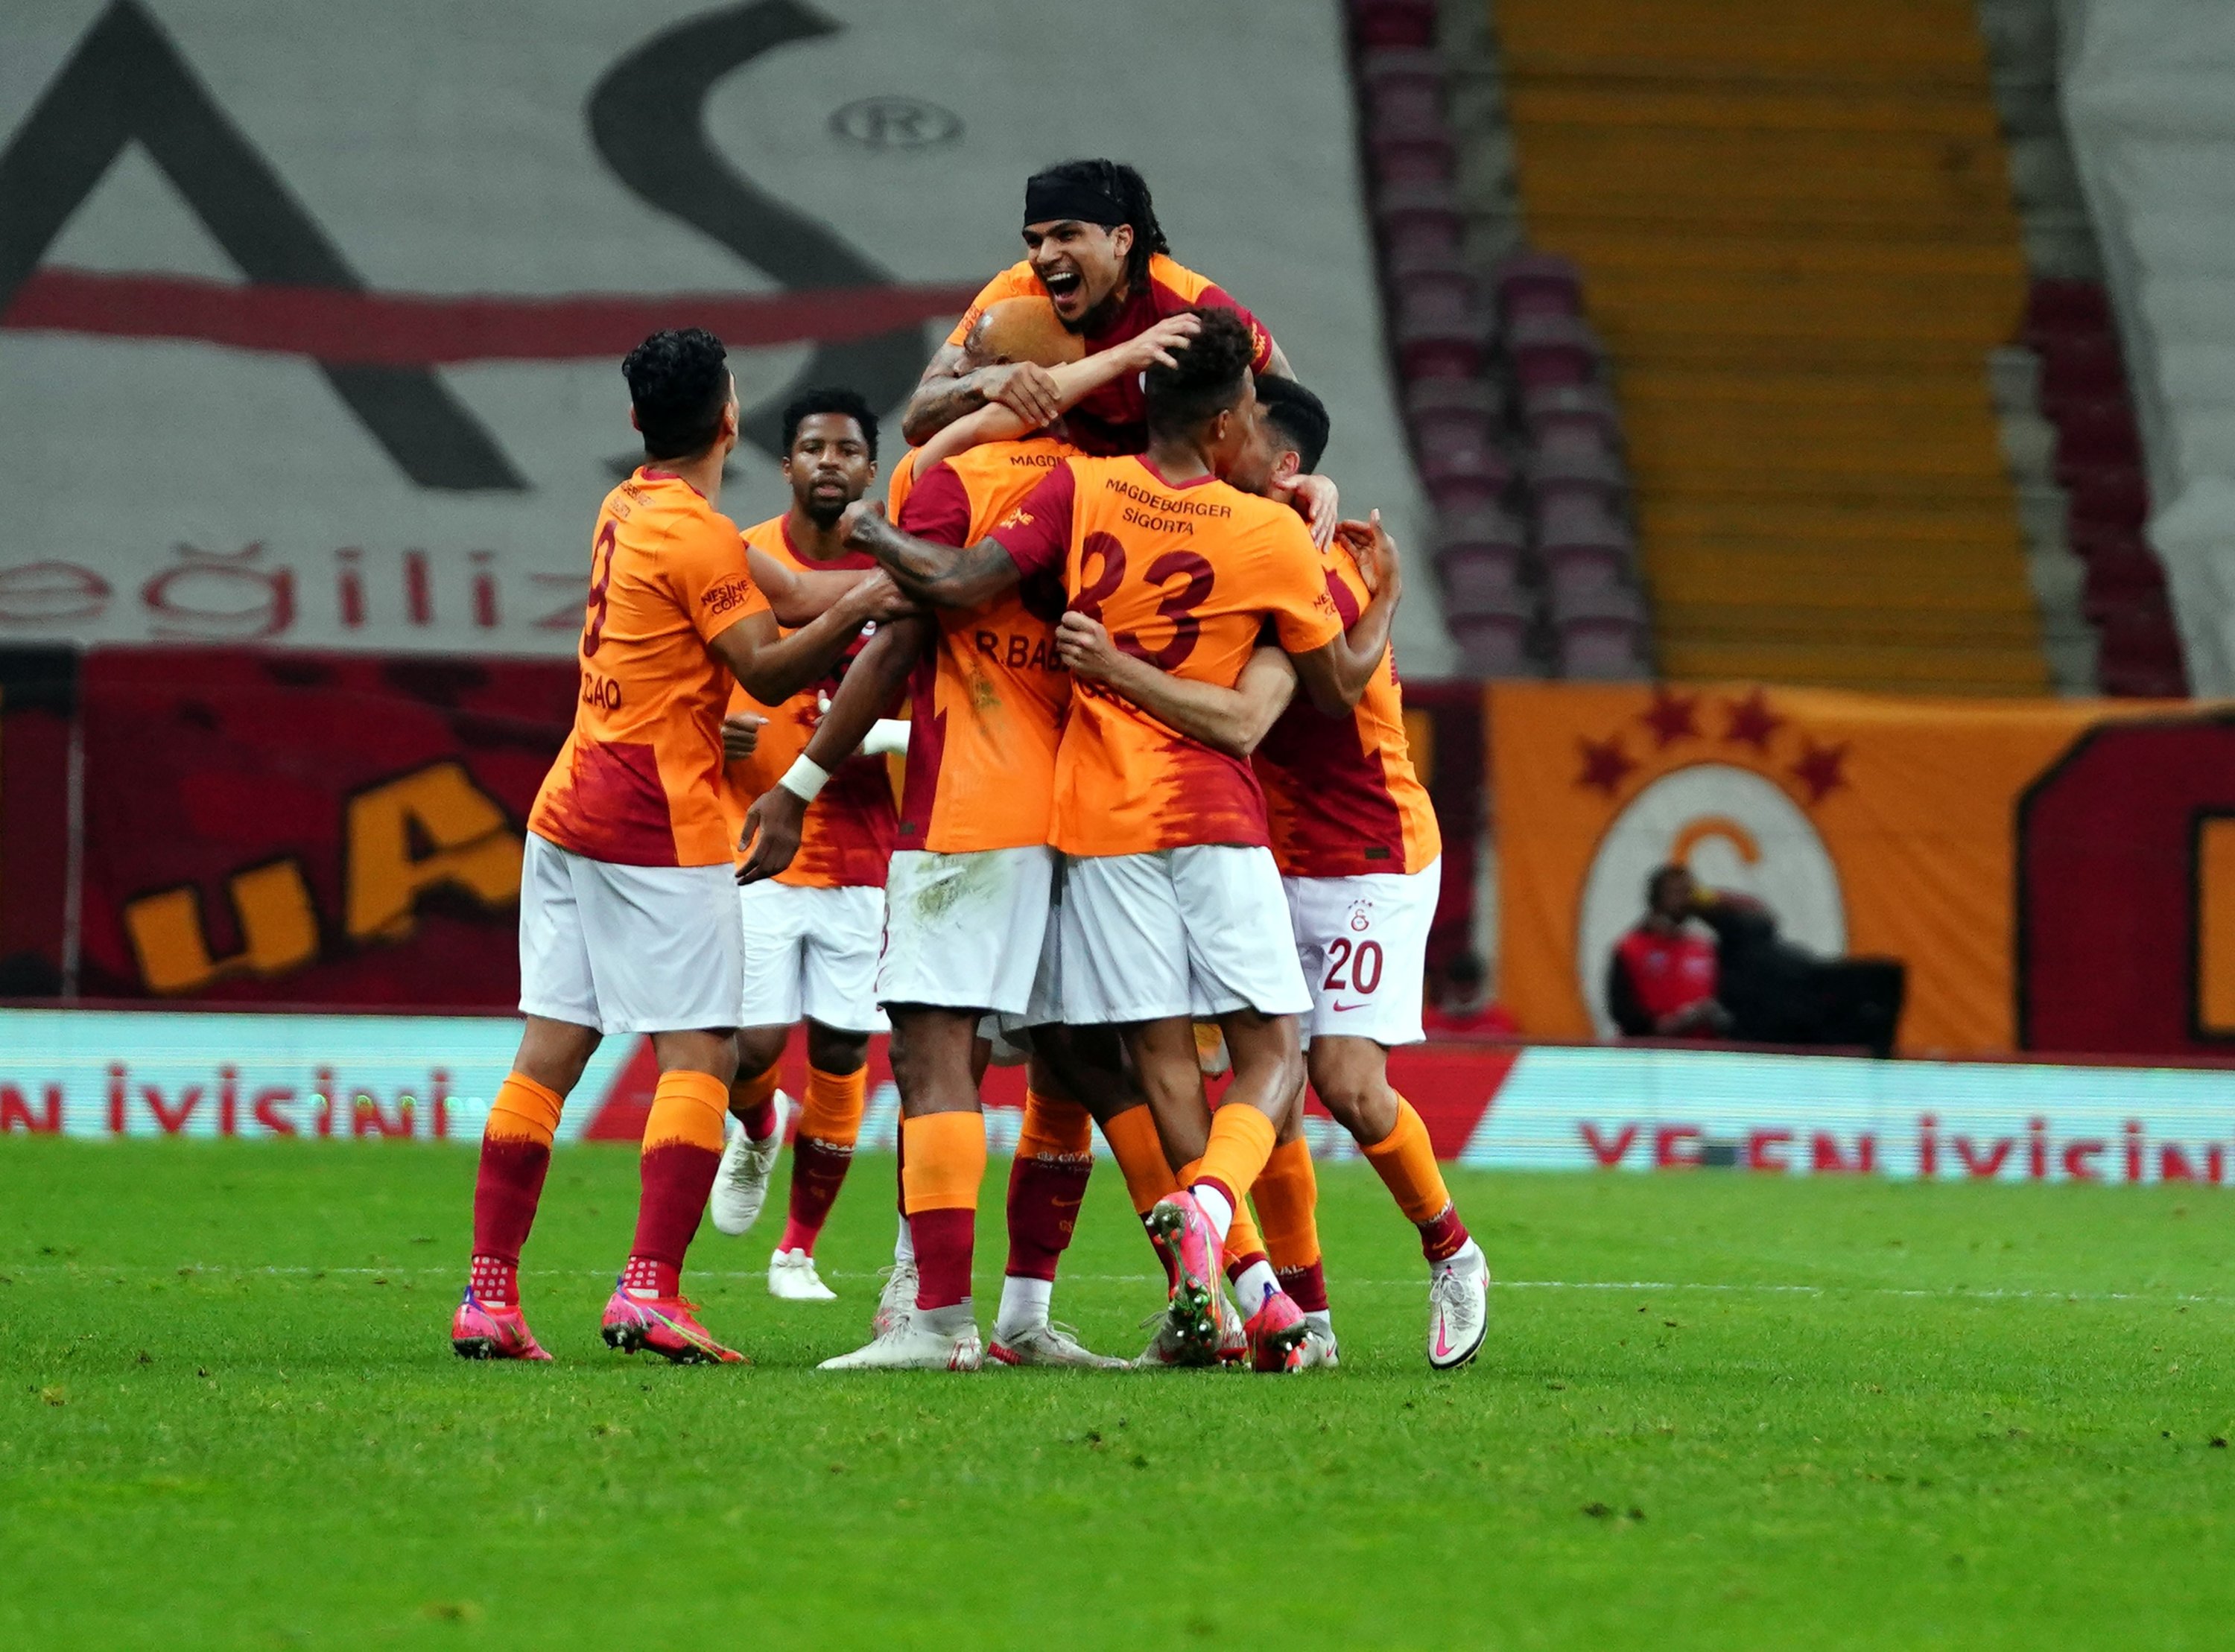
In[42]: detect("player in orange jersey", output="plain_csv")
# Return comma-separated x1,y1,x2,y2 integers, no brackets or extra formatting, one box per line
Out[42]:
1055,377,1491,1372
901,159,1292,454
842,311,1380,1371
449,329,906,1366
703,390,907,1304
741,317,1203,1371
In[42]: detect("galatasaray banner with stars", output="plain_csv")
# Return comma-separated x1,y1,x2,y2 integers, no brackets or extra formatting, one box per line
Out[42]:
1489,682,2235,1060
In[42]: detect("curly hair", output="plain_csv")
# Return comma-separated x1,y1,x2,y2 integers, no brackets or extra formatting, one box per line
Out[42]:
1143,308,1257,441
621,328,731,460
1025,158,1170,285
779,387,879,460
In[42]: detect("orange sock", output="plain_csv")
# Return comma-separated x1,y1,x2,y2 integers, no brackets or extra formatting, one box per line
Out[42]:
1253,1137,1328,1314
1103,1106,1181,1216
470,1072,566,1300
730,1063,780,1127
901,1111,986,1310
1016,1089,1094,1159
624,1068,732,1295
779,1064,865,1256
1192,1105,1276,1241
1361,1096,1450,1223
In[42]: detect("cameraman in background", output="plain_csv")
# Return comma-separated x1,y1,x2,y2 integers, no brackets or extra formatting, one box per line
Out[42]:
1607,864,1904,1057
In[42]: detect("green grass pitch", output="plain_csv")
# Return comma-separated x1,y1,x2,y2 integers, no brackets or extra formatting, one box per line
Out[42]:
4,1140,2233,1649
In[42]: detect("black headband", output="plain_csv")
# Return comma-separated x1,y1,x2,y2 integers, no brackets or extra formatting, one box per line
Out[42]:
1024,174,1125,231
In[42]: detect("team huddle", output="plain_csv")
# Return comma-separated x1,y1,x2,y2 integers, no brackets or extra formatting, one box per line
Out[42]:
450,159,1490,1375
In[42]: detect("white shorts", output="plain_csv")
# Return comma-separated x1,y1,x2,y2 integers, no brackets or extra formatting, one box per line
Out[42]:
518,833,741,1036
1285,858,1439,1048
1059,845,1313,1024
737,879,889,1034
877,845,1055,1017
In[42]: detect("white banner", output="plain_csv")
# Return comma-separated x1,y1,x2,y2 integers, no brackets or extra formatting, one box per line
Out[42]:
0,0,1444,668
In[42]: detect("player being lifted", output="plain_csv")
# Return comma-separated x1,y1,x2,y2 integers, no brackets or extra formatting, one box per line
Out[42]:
741,303,1207,1370
705,390,905,1303
449,328,904,1365
845,310,1378,1370
903,159,1293,454
1055,378,1493,1370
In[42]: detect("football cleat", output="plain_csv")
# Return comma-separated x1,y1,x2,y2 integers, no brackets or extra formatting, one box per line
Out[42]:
451,1288,551,1362
872,1260,918,1338
1297,1324,1341,1369
1214,1288,1249,1366
709,1093,790,1236
1244,1287,1310,1373
1427,1244,1491,1370
600,1288,747,1365
818,1312,983,1371
768,1247,837,1302
1145,1192,1222,1362
989,1321,1129,1370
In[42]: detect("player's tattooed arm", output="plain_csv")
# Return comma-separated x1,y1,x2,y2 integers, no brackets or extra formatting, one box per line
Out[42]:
709,572,914,706
901,342,1065,446
737,615,930,885
1056,615,1297,759
840,501,1024,610
1288,509,1404,715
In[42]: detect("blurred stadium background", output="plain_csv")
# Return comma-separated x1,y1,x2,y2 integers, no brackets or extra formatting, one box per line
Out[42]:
3,0,2234,1172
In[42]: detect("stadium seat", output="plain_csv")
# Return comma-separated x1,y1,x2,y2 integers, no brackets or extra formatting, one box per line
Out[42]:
1374,182,1465,262
1521,381,1622,445
1369,129,1458,190
2095,604,2189,696
1406,373,1506,425
1504,312,1603,389
1438,541,1527,606
1418,433,1515,515
1359,48,1445,130
1348,0,1437,51
2049,398,2142,468
1526,425,1629,500
2061,463,2149,532
1494,252,1585,320
1448,609,1541,677
1394,310,1487,380
1554,615,1649,680
1541,539,1632,594
1391,263,1479,328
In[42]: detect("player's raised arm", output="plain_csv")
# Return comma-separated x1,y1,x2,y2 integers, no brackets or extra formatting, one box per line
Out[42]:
1297,509,1404,711
843,457,1074,610
745,544,882,627
916,313,1202,469
707,572,912,707
1057,615,1297,760
738,614,929,883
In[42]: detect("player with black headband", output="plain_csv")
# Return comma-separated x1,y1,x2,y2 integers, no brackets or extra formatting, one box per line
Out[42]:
902,159,1295,454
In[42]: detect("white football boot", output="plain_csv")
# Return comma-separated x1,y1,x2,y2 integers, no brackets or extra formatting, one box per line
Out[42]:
708,1093,790,1236
989,1321,1129,1369
1427,1243,1490,1370
1298,1320,1342,1370
768,1246,837,1302
818,1308,983,1371
872,1260,919,1338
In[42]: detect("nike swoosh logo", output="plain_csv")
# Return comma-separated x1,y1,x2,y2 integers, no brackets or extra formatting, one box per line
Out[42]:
1330,1001,1371,1013
1433,1317,1454,1359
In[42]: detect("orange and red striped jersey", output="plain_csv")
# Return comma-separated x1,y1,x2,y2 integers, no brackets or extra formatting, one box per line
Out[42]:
530,468,770,868
718,515,897,889
948,254,1272,448
990,455,1343,858
1253,541,1442,878
893,436,1079,854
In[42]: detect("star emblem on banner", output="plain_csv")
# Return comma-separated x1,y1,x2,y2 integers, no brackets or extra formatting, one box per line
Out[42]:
1722,688,1784,752
1788,737,1850,804
1576,733,1636,795
1638,687,1700,749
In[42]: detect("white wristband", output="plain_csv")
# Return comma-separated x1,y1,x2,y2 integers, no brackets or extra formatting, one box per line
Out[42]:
862,719,912,757
776,754,830,803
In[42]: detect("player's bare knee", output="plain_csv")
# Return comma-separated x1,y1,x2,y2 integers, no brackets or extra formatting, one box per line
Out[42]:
513,1016,601,1096
651,1028,739,1085
804,1019,868,1076
735,1023,790,1080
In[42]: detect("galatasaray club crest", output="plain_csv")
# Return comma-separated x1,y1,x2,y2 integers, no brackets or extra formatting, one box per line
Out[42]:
1566,689,1847,1036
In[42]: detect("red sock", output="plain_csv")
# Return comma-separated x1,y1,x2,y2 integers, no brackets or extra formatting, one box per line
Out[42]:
1278,1259,1330,1313
1420,1202,1471,1264
902,1113,985,1311
626,1070,729,1295
471,1072,564,1306
1005,1089,1094,1282
779,1136,854,1256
